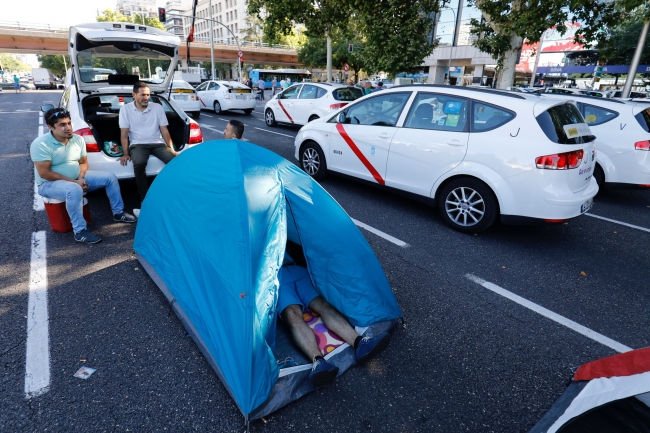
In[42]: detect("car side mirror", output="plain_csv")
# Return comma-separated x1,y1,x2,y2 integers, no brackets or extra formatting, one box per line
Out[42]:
338,112,346,123
41,104,55,112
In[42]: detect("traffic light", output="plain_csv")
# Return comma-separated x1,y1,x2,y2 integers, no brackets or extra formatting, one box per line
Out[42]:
348,44,353,53
239,58,244,69
158,7,166,23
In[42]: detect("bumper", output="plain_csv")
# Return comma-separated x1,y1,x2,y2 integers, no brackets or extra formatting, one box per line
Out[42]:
601,150,650,185
170,97,201,113
86,146,191,180
221,98,256,110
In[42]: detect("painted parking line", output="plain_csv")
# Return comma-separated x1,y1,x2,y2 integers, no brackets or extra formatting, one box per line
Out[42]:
0,111,40,114
253,127,295,138
585,213,650,234
351,218,410,248
34,112,44,211
201,113,213,118
25,231,50,398
465,274,632,353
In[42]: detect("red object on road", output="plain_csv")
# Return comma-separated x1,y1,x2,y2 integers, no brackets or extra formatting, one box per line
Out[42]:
42,197,91,233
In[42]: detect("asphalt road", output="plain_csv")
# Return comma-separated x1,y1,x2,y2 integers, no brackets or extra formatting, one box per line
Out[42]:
1,89,649,432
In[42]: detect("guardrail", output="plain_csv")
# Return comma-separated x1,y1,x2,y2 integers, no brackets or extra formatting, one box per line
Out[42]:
0,21,68,32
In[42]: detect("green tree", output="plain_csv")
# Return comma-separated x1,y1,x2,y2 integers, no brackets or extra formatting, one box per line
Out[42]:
248,0,352,81
0,53,31,73
96,9,166,30
596,8,650,65
352,0,439,78
37,55,71,76
467,0,618,89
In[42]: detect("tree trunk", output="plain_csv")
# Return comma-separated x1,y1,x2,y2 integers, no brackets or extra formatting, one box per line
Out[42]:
326,34,333,83
497,34,523,89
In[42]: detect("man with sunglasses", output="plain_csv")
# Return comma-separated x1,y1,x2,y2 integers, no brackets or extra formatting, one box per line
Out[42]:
31,108,137,244
118,81,177,216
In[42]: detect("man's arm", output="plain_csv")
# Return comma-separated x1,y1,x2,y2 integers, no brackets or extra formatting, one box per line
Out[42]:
119,128,130,166
78,156,88,179
34,161,87,190
160,126,177,155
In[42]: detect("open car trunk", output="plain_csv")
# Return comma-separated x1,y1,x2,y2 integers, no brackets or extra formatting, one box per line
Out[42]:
82,94,188,155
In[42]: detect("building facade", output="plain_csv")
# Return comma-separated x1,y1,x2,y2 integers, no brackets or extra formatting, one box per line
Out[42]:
117,0,158,20
164,0,190,36
181,0,248,45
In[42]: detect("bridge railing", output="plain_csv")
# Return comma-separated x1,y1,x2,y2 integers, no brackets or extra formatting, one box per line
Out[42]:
184,36,298,51
0,21,68,32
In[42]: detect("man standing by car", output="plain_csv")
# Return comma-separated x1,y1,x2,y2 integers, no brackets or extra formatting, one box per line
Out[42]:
119,81,177,217
257,77,266,100
13,75,20,93
271,77,277,96
31,108,137,244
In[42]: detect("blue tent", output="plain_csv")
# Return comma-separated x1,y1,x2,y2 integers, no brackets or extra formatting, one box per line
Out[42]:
134,140,402,421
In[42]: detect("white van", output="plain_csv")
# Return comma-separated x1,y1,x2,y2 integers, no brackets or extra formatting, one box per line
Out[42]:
32,68,57,89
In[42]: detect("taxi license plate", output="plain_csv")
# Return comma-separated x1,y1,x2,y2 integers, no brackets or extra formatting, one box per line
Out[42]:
174,95,189,100
235,94,245,100
581,198,593,213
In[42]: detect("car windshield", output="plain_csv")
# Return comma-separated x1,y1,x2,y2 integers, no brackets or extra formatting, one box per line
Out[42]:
77,45,172,84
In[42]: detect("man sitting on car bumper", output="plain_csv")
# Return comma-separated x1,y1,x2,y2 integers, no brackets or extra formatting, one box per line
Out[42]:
118,81,177,216
31,108,137,244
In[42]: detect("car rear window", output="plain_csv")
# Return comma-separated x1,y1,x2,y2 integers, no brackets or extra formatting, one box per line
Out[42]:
577,103,618,126
635,108,650,132
536,103,596,144
333,87,363,101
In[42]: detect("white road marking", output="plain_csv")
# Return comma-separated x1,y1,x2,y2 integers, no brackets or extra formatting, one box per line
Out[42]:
33,182,44,211
16,109,33,112
22,102,32,104
201,113,213,118
0,111,39,114
253,127,295,138
585,213,650,234
217,117,230,122
465,274,632,353
351,218,410,248
25,231,50,398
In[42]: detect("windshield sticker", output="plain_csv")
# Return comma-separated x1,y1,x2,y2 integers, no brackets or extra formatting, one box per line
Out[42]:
563,123,592,138
585,114,597,123
438,119,446,125
444,101,462,114
446,114,460,127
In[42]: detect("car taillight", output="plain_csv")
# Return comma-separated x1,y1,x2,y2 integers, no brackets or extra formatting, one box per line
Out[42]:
75,127,100,152
118,96,124,102
535,150,584,169
635,140,650,150
330,103,348,110
189,121,203,145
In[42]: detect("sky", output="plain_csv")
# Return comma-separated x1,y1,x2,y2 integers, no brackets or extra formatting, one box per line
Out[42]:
3,0,168,29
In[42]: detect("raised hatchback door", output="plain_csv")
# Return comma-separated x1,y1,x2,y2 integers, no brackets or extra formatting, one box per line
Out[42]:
69,22,180,94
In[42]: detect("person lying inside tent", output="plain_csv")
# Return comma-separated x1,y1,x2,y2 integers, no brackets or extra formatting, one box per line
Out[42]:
279,252,392,387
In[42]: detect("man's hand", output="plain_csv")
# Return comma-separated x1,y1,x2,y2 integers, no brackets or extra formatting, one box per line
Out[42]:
119,154,131,166
75,178,89,192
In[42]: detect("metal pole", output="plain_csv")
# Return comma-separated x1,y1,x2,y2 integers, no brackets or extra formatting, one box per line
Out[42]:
622,20,650,98
209,0,215,80
529,30,546,87
442,6,456,85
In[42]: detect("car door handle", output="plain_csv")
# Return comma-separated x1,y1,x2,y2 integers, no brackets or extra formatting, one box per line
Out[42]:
447,139,464,146
379,133,390,139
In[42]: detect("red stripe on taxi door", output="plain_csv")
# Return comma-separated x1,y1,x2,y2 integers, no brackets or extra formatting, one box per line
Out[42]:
277,100,294,123
335,124,385,185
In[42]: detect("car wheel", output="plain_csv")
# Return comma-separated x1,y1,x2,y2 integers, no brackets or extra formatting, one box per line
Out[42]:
438,178,498,233
300,142,327,180
213,101,222,114
244,109,253,115
308,115,320,122
191,111,200,119
594,164,605,190
265,109,277,126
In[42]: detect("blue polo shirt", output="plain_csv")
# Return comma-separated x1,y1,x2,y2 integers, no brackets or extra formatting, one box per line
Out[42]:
30,132,86,185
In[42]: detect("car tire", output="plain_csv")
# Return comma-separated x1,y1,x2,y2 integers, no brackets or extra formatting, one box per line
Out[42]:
214,101,222,114
300,142,327,180
438,178,498,233
265,109,277,127
308,115,320,122
244,109,253,115
594,164,605,190
191,111,200,119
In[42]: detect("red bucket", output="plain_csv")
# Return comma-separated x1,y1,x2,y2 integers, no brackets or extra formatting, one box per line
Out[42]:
42,196,91,233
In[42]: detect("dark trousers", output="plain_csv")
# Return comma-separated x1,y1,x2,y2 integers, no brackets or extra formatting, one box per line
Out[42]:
130,143,176,201
259,88,265,100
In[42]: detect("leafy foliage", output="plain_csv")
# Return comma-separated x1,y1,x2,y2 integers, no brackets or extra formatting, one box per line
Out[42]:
298,35,367,75
37,55,71,76
0,53,31,73
96,9,166,30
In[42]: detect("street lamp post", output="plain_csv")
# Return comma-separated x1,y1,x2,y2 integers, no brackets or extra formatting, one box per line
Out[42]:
208,0,216,80
439,6,456,85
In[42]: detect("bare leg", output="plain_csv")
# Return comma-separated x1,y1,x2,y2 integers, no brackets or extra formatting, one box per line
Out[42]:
308,296,359,346
282,305,322,360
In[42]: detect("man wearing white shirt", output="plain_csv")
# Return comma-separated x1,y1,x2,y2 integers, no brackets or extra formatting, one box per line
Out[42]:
119,81,177,215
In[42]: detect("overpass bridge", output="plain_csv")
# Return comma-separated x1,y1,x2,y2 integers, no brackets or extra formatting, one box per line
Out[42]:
0,22,301,67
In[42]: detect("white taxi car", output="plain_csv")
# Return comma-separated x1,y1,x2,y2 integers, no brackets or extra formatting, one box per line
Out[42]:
539,94,650,189
264,83,363,127
45,22,203,179
196,80,255,114
295,86,599,233
170,79,201,119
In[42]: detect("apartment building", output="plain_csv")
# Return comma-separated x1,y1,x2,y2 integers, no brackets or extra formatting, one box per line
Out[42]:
116,0,158,19
181,0,247,45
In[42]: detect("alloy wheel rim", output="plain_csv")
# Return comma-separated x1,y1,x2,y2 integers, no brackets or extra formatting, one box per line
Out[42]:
266,111,273,124
302,148,320,175
444,186,485,227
